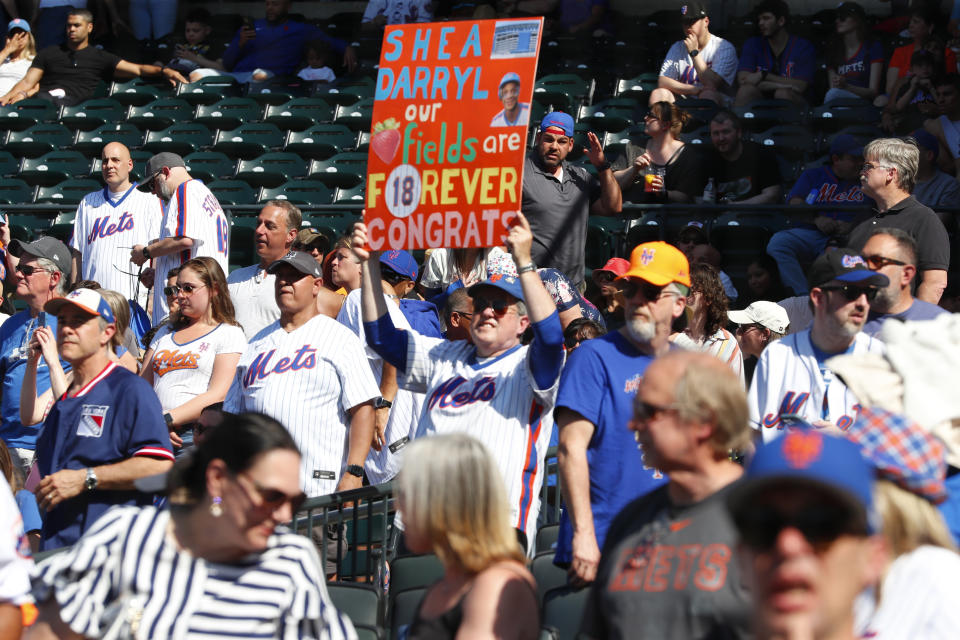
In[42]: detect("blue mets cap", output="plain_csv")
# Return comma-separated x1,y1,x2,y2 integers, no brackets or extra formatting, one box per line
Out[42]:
807,248,889,290
468,272,525,302
379,249,418,281
539,112,574,137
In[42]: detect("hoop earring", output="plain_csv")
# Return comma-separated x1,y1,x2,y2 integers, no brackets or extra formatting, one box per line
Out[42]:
210,496,223,517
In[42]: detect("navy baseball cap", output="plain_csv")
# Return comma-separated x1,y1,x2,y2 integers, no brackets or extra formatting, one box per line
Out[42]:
45,288,115,323
829,133,863,157
468,273,525,302
680,2,708,21
912,128,939,159
499,72,521,89
539,112,574,137
379,249,418,281
267,250,322,278
807,248,889,290
727,426,876,532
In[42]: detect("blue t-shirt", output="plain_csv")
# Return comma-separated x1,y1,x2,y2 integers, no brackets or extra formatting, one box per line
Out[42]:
833,40,884,89
738,34,816,85
553,331,666,565
222,19,346,75
399,298,443,339
15,489,41,534
0,311,68,450
862,299,948,337
788,166,873,224
36,363,172,550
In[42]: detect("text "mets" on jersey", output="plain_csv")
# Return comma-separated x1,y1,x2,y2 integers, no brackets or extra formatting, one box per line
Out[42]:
242,345,317,388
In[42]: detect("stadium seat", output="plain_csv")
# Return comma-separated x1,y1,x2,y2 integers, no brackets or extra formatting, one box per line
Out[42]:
576,103,634,133
355,130,370,152
535,523,560,554
389,587,426,640
2,98,58,128
532,553,567,605
35,178,101,204
307,152,367,188
0,178,35,204
625,214,665,247
752,124,816,162
207,179,258,205
541,586,589,640
48,210,76,243
235,152,307,188
109,78,168,107
126,98,194,131
332,185,365,205
59,98,125,131
677,98,720,131
389,553,444,594
284,124,356,160
613,72,658,102
327,583,381,629
812,98,881,133
534,74,592,112
244,78,308,106
0,151,18,176
352,625,382,640
333,98,374,130
193,97,263,132
5,123,74,158
678,124,712,146
19,151,91,187
264,98,334,131
259,180,332,205
143,123,214,156
585,217,621,268
176,75,242,106
735,99,807,133
182,151,235,183
73,124,144,156
603,126,649,158
0,101,53,132
212,123,284,159
312,81,374,106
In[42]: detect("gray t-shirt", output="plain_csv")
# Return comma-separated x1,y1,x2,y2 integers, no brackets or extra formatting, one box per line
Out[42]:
580,482,753,640
913,170,960,212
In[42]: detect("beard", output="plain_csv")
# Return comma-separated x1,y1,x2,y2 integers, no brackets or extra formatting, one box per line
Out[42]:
624,316,657,344
157,179,174,202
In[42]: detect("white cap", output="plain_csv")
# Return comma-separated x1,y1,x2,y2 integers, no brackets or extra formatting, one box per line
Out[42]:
728,301,789,334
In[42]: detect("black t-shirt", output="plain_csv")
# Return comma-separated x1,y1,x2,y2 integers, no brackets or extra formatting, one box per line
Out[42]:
707,141,781,202
32,44,120,104
847,195,951,272
612,142,707,204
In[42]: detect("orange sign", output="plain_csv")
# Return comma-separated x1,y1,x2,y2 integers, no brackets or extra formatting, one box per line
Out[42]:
365,18,543,250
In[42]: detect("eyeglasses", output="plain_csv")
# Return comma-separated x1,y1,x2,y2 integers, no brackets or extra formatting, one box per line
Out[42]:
860,162,891,173
473,296,516,317
820,284,879,302
863,254,906,269
594,272,615,283
620,279,675,302
15,264,48,277
633,399,677,423
734,503,868,552
236,474,307,514
452,310,473,319
169,282,206,296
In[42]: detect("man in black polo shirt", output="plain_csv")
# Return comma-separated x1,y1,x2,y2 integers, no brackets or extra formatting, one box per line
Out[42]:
521,112,622,290
705,109,782,203
0,9,186,107
849,137,949,304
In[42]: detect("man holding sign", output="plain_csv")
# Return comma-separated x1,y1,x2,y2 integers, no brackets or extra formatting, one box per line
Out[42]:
354,213,565,550
522,112,622,290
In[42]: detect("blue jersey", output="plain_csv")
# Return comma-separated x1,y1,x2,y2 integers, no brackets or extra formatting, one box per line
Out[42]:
553,331,666,565
36,362,172,550
788,166,872,223
833,40,884,89
738,35,816,85
0,311,68,450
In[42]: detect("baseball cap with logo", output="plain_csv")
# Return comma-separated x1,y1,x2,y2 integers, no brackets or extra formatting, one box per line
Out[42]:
294,227,328,248
468,272,525,302
539,112,574,137
728,301,790,334
8,19,30,33
807,248,889,290
44,288,115,323
267,250,322,278
620,241,691,287
380,249,418,281
9,236,71,275
680,2,708,22
138,152,186,192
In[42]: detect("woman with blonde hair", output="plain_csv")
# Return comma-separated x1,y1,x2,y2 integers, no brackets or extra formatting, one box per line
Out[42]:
400,433,539,639
0,21,36,96
141,257,246,452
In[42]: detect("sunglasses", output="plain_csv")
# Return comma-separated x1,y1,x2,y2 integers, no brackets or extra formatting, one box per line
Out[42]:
238,474,307,514
620,279,672,302
168,282,206,296
820,284,879,302
452,310,473,319
735,502,868,552
594,272,616,283
633,399,676,423
472,296,516,317
15,264,47,276
863,254,906,269
736,323,763,334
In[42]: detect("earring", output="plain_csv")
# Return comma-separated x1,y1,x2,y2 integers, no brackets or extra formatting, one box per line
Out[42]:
210,496,223,517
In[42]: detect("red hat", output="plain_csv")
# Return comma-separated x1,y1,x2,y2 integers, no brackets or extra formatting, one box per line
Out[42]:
592,257,630,283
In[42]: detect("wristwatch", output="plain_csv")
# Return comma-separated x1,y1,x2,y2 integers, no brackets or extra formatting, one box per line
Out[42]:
164,412,174,427
345,464,364,478
517,262,537,275
142,246,151,260
690,49,699,58
596,160,611,172
85,467,98,491
374,397,392,410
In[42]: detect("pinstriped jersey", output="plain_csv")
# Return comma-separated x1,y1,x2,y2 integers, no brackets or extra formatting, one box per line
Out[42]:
402,335,559,538
224,314,380,497
152,180,229,326
671,327,745,387
69,184,162,307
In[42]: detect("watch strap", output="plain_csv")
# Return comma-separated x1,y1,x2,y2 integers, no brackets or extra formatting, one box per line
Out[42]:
346,464,364,478
517,262,537,275
85,467,98,491
690,49,699,58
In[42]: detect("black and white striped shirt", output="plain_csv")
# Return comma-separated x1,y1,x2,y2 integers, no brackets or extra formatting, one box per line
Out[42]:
33,506,357,640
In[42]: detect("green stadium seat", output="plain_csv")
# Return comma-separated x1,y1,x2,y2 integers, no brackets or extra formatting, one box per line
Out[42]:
0,98,57,132
212,123,284,159
752,124,816,162
244,79,308,106
143,123,214,156
258,179,332,205
307,152,367,188
176,75,242,106
207,179,257,205
576,103,635,133
48,211,76,243
678,98,720,131
126,98,194,131
533,74,592,112
193,97,263,131
389,553,444,595
5,123,74,158
59,98,125,131
73,124,143,157
333,98,374,130
332,184,365,205
326,583,380,629
20,151,91,187
541,587,589,640
235,152,307,188
678,124,712,147
812,98,881,133
312,81,374,106
35,178,101,204
0,151,18,176
625,214,664,247
284,124,356,160
109,78,168,107
614,72,658,102
0,178,35,204
535,523,560,555
264,98,334,131
532,552,567,606
183,151,237,182
355,130,370,152
389,587,426,640
735,99,807,133
603,126,649,158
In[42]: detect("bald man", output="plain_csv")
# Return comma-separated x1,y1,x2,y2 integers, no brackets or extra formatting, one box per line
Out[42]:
69,143,162,307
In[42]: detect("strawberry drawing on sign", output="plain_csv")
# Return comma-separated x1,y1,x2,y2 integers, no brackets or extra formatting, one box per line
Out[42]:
371,118,401,163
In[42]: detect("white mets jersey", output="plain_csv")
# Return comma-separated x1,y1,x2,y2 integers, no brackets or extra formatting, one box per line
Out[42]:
152,180,229,326
336,289,422,484
401,334,559,537
69,184,161,307
749,329,886,442
224,314,380,496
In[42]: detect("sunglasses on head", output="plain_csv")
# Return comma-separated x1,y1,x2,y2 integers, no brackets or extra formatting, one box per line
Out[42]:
15,264,46,276
472,296,516,317
620,279,670,301
734,502,868,552
863,254,906,269
820,284,879,302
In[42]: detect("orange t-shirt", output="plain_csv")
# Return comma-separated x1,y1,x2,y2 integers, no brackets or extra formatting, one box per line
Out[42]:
889,43,958,78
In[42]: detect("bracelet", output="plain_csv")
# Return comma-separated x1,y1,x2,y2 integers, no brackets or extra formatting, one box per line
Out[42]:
517,262,537,274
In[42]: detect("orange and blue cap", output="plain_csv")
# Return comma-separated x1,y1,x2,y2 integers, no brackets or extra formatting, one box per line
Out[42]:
44,288,115,323
620,241,691,287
